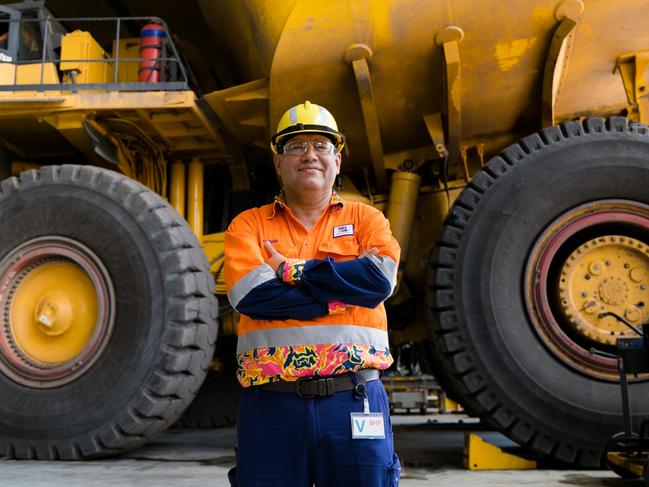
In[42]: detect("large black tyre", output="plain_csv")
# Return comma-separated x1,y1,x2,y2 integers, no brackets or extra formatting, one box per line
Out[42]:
0,165,218,459
417,337,473,411
174,369,241,428
174,336,241,428
430,118,649,467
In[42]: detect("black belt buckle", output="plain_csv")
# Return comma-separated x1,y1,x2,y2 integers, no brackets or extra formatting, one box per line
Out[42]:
296,376,335,398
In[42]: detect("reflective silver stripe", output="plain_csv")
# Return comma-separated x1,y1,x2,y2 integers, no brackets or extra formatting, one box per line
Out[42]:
368,255,398,292
237,324,389,354
315,106,330,125
227,263,276,309
289,106,298,124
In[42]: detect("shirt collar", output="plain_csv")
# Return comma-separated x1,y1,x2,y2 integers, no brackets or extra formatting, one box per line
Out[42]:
268,190,344,219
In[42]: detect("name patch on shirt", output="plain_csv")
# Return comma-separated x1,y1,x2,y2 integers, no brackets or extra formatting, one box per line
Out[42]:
333,224,354,238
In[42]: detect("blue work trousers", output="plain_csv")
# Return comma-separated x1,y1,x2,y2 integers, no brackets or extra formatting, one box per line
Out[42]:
228,378,401,486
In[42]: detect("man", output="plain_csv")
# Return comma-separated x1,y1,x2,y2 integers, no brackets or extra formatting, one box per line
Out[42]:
225,101,401,486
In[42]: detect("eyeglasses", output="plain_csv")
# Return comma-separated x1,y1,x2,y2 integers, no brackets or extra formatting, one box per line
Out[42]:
282,140,336,156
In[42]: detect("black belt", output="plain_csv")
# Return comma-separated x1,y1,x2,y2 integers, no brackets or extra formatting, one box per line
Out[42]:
259,369,380,398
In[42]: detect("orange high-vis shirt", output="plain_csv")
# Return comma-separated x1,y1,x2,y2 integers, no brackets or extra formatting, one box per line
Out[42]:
225,193,400,386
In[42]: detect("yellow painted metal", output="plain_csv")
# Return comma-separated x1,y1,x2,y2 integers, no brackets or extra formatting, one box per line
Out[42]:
559,236,649,345
423,113,448,159
42,112,96,160
60,30,110,84
202,231,240,334
345,43,387,192
170,161,186,218
436,26,463,169
442,396,463,413
202,78,269,153
615,51,649,124
16,63,59,85
196,0,649,177
0,91,229,184
10,261,98,364
187,158,204,238
607,452,646,478
386,171,421,268
463,433,537,470
0,90,193,114
202,231,225,294
542,14,579,127
337,174,372,204
111,38,141,83
2,0,646,196
0,62,59,86
0,64,14,86
220,312,239,336
398,184,463,295
459,147,470,182
11,161,41,176
198,0,297,81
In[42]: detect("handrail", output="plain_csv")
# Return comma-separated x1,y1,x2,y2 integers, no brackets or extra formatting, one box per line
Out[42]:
0,15,189,92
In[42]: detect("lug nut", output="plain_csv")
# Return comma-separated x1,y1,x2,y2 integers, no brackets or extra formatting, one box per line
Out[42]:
589,261,603,275
626,306,641,323
630,268,645,283
583,301,598,314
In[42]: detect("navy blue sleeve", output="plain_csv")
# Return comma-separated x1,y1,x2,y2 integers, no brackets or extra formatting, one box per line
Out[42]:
298,257,392,308
235,278,329,320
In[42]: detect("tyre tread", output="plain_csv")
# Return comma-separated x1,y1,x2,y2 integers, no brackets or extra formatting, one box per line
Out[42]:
428,117,649,467
0,165,218,460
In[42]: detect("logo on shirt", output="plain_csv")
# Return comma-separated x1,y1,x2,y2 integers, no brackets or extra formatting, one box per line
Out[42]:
333,224,354,238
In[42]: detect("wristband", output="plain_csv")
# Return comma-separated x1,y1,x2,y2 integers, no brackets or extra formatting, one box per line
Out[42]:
278,258,306,285
327,300,349,315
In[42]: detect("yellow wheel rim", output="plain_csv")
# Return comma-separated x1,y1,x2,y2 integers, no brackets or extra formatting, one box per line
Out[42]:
0,237,114,388
559,236,649,345
525,200,649,380
10,260,98,364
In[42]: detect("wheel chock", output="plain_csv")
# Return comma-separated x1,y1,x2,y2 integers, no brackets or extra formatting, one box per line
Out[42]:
607,451,646,478
463,433,537,470
442,396,463,413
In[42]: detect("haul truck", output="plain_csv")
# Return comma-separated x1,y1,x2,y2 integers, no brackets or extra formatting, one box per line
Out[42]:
0,0,649,468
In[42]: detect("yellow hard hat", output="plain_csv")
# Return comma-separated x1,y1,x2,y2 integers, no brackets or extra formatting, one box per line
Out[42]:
270,101,345,154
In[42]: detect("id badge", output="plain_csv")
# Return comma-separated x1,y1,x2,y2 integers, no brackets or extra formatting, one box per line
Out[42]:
350,412,385,439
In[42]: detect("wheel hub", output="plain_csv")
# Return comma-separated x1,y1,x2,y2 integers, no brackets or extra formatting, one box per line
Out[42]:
9,259,99,364
525,200,649,380
0,237,115,388
558,236,649,346
34,289,75,335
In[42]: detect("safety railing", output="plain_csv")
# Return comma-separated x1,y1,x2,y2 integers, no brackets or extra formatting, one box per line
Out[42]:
0,15,189,92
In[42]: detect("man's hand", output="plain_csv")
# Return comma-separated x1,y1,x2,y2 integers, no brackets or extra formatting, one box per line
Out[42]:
264,241,286,270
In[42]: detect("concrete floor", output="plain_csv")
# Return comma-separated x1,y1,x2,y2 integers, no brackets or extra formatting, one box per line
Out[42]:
0,414,635,486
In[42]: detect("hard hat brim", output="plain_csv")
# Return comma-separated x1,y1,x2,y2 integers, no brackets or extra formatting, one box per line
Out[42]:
271,124,344,153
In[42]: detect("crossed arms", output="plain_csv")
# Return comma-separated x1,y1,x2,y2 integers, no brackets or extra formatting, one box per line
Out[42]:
225,209,399,321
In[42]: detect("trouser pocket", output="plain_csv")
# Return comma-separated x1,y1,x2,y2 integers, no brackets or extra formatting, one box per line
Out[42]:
387,452,401,486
